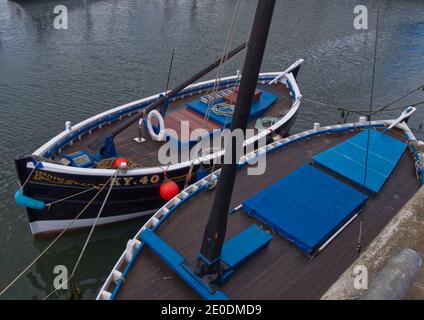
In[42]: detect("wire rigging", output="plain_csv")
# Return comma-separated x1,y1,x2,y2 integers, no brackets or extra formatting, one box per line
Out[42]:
357,0,381,254
185,0,245,188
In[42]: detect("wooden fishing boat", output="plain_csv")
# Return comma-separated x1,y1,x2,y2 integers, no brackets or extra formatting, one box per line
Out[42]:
96,113,423,300
13,47,303,237
97,0,424,300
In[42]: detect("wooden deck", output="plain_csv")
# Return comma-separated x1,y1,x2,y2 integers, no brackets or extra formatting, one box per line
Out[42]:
164,108,222,142
60,83,292,168
114,129,421,300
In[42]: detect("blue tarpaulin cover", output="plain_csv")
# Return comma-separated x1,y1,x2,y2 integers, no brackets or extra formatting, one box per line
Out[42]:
313,129,406,193
242,165,367,254
186,90,278,126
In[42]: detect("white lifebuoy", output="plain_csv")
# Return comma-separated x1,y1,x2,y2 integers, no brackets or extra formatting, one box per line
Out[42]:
146,110,166,142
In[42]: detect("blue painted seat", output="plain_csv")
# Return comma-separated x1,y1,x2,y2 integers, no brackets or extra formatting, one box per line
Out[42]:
62,150,95,168
186,89,278,126
243,164,367,255
221,224,272,269
313,129,406,193
140,229,229,300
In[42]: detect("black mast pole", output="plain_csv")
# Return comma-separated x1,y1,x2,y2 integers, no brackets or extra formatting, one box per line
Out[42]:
197,0,276,277
87,43,247,153
111,42,247,138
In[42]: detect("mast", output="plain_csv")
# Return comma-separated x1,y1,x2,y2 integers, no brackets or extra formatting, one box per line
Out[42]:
87,43,247,153
197,0,276,277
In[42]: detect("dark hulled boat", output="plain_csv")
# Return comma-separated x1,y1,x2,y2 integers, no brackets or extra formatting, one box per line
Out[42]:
14,56,303,236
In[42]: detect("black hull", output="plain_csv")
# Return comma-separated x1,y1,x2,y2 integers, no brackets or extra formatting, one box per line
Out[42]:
14,95,298,237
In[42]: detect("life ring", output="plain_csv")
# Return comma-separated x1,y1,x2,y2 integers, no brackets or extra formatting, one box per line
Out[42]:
147,110,166,142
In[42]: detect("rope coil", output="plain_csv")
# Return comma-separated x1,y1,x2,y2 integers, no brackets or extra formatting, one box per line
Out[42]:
96,157,140,169
210,103,235,117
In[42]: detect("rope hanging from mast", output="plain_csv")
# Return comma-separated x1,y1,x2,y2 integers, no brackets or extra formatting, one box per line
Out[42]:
357,0,382,254
184,0,246,188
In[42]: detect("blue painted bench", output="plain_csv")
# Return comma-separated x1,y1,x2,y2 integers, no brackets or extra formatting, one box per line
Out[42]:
219,224,273,282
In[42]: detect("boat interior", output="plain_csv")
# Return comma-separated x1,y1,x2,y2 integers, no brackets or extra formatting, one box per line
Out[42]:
57,81,294,169
107,126,421,300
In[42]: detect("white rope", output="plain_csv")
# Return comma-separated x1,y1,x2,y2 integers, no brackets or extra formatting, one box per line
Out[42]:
43,170,119,300
210,103,235,116
45,186,99,208
201,0,245,129
19,159,41,190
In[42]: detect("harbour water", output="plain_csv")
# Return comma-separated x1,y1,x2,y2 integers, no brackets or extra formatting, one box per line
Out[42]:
0,0,423,299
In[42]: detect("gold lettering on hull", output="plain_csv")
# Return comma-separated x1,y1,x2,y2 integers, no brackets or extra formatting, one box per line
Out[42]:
32,171,92,187
31,171,178,187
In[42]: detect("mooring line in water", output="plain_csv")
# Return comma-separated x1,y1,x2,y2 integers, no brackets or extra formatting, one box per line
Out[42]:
0,171,118,297
43,170,119,300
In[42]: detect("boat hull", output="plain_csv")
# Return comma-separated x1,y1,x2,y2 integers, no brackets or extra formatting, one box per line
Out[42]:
14,65,304,237
14,116,297,237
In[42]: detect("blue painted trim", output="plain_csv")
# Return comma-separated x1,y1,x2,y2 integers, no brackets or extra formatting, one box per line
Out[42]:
141,229,229,300
110,182,210,300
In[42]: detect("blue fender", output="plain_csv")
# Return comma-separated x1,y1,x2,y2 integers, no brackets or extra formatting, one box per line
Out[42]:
195,165,209,181
14,189,45,210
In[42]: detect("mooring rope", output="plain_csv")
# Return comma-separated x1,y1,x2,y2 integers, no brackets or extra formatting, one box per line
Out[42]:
43,170,119,300
19,158,41,190
45,186,99,209
0,171,118,297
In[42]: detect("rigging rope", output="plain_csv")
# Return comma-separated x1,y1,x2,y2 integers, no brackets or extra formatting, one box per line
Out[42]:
43,170,119,300
298,94,424,118
372,85,424,115
19,158,41,190
209,0,257,177
358,0,381,254
185,0,245,188
0,171,118,297
45,186,99,209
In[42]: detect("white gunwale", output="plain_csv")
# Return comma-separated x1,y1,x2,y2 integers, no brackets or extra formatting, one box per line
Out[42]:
28,61,304,177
